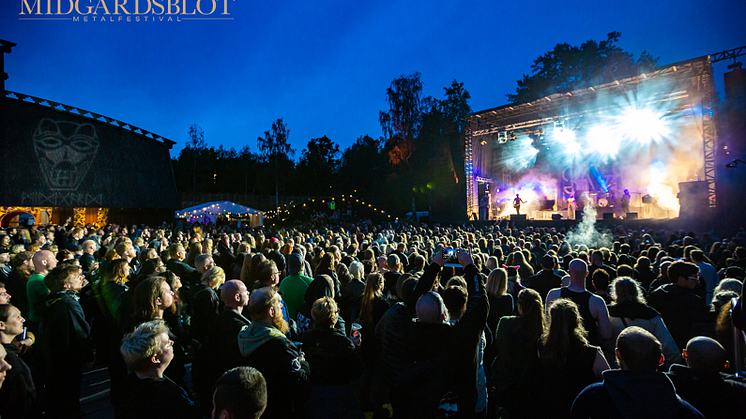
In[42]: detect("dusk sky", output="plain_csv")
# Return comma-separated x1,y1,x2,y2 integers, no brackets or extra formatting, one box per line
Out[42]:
2,1,743,159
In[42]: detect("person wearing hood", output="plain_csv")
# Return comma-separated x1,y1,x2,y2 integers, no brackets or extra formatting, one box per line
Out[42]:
571,326,703,419
238,287,310,419
295,274,345,334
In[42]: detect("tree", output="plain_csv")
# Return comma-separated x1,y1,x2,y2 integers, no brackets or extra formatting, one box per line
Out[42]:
338,135,386,197
379,72,427,166
187,123,206,196
508,32,659,103
296,136,341,195
257,118,295,208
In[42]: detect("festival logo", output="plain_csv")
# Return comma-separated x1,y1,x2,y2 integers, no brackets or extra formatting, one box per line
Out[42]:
33,119,99,191
18,0,235,23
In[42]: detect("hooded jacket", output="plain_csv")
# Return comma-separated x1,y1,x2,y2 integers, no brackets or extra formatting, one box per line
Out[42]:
237,321,310,419
571,370,704,419
608,301,683,365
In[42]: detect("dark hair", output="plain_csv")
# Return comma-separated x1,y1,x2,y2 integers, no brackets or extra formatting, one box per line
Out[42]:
668,261,699,283
0,303,15,323
213,366,267,419
541,299,588,365
442,285,468,318
516,288,546,348
132,277,167,323
592,269,610,292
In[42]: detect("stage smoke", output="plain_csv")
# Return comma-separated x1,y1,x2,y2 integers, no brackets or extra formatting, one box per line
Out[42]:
565,205,612,249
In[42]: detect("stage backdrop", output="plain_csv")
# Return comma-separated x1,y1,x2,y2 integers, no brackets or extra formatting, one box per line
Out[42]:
0,94,178,209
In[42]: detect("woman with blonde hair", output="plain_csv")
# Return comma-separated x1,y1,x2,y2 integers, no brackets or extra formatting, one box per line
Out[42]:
539,299,609,418
191,266,225,344
484,268,514,367
202,237,213,257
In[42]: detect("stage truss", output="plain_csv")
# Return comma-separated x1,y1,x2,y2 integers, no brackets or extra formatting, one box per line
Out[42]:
465,55,718,219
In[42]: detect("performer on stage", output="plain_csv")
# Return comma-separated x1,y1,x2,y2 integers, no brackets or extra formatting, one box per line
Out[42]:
621,189,631,215
513,194,526,215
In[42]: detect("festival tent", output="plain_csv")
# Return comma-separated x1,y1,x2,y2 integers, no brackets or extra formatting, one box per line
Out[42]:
176,201,264,227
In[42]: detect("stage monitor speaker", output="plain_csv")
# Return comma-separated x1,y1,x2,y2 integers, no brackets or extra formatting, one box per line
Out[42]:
575,210,584,220
551,214,562,220
603,213,614,220
627,213,638,219
510,214,527,221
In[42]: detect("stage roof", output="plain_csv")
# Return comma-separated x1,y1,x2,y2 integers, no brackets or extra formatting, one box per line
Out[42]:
467,56,713,136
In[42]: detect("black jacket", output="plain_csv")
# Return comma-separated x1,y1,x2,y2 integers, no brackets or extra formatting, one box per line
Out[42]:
38,291,92,366
648,283,710,350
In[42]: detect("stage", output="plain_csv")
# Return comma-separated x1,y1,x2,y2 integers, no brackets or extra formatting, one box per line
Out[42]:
464,55,717,224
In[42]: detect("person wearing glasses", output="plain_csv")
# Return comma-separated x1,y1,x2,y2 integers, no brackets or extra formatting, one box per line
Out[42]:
648,261,711,351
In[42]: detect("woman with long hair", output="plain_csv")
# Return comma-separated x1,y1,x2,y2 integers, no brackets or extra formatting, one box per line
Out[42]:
539,299,608,418
357,273,388,417
492,288,545,419
0,304,40,418
512,251,534,281
186,241,202,268
343,261,366,330
484,268,515,370
5,251,34,318
190,266,225,344
248,253,266,286
125,276,188,391
607,277,682,366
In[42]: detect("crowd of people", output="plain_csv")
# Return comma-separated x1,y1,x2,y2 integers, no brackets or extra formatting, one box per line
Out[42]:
0,219,744,418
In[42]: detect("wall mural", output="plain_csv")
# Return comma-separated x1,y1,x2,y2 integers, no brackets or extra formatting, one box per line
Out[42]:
33,119,100,191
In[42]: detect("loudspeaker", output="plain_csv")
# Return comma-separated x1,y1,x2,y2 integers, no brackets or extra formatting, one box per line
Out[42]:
510,214,527,221
551,214,563,220
575,210,584,220
627,213,638,219
603,213,614,220
678,181,708,219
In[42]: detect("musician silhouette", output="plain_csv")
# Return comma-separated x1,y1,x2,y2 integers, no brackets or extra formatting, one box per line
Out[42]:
513,194,527,215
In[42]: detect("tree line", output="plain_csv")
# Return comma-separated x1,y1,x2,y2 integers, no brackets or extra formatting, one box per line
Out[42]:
171,32,657,221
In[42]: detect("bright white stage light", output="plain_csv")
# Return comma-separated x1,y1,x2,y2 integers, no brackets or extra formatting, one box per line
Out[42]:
619,107,669,145
585,125,622,159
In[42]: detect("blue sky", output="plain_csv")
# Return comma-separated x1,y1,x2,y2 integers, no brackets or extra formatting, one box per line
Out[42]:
2,0,743,159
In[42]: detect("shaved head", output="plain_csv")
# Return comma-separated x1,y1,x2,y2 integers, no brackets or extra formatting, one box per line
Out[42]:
416,291,448,324
568,258,588,286
221,280,249,309
685,337,728,372
32,250,57,274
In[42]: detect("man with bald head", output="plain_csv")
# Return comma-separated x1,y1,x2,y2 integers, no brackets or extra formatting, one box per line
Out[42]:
572,327,704,418
237,287,309,419
545,258,611,345
26,249,57,332
196,280,252,416
666,337,746,418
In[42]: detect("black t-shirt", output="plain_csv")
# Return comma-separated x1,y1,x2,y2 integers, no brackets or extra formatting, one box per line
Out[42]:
112,373,199,419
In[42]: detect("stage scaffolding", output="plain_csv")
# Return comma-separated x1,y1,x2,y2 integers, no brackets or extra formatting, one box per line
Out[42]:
464,55,719,219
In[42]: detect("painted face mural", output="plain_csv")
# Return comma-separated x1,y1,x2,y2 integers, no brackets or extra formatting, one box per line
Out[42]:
33,119,99,191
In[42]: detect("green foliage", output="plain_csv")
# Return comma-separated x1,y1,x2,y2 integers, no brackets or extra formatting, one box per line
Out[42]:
257,118,295,162
379,72,427,166
296,135,341,195
508,32,660,103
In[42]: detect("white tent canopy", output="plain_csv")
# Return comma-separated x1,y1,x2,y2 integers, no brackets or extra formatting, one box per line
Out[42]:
176,201,264,227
